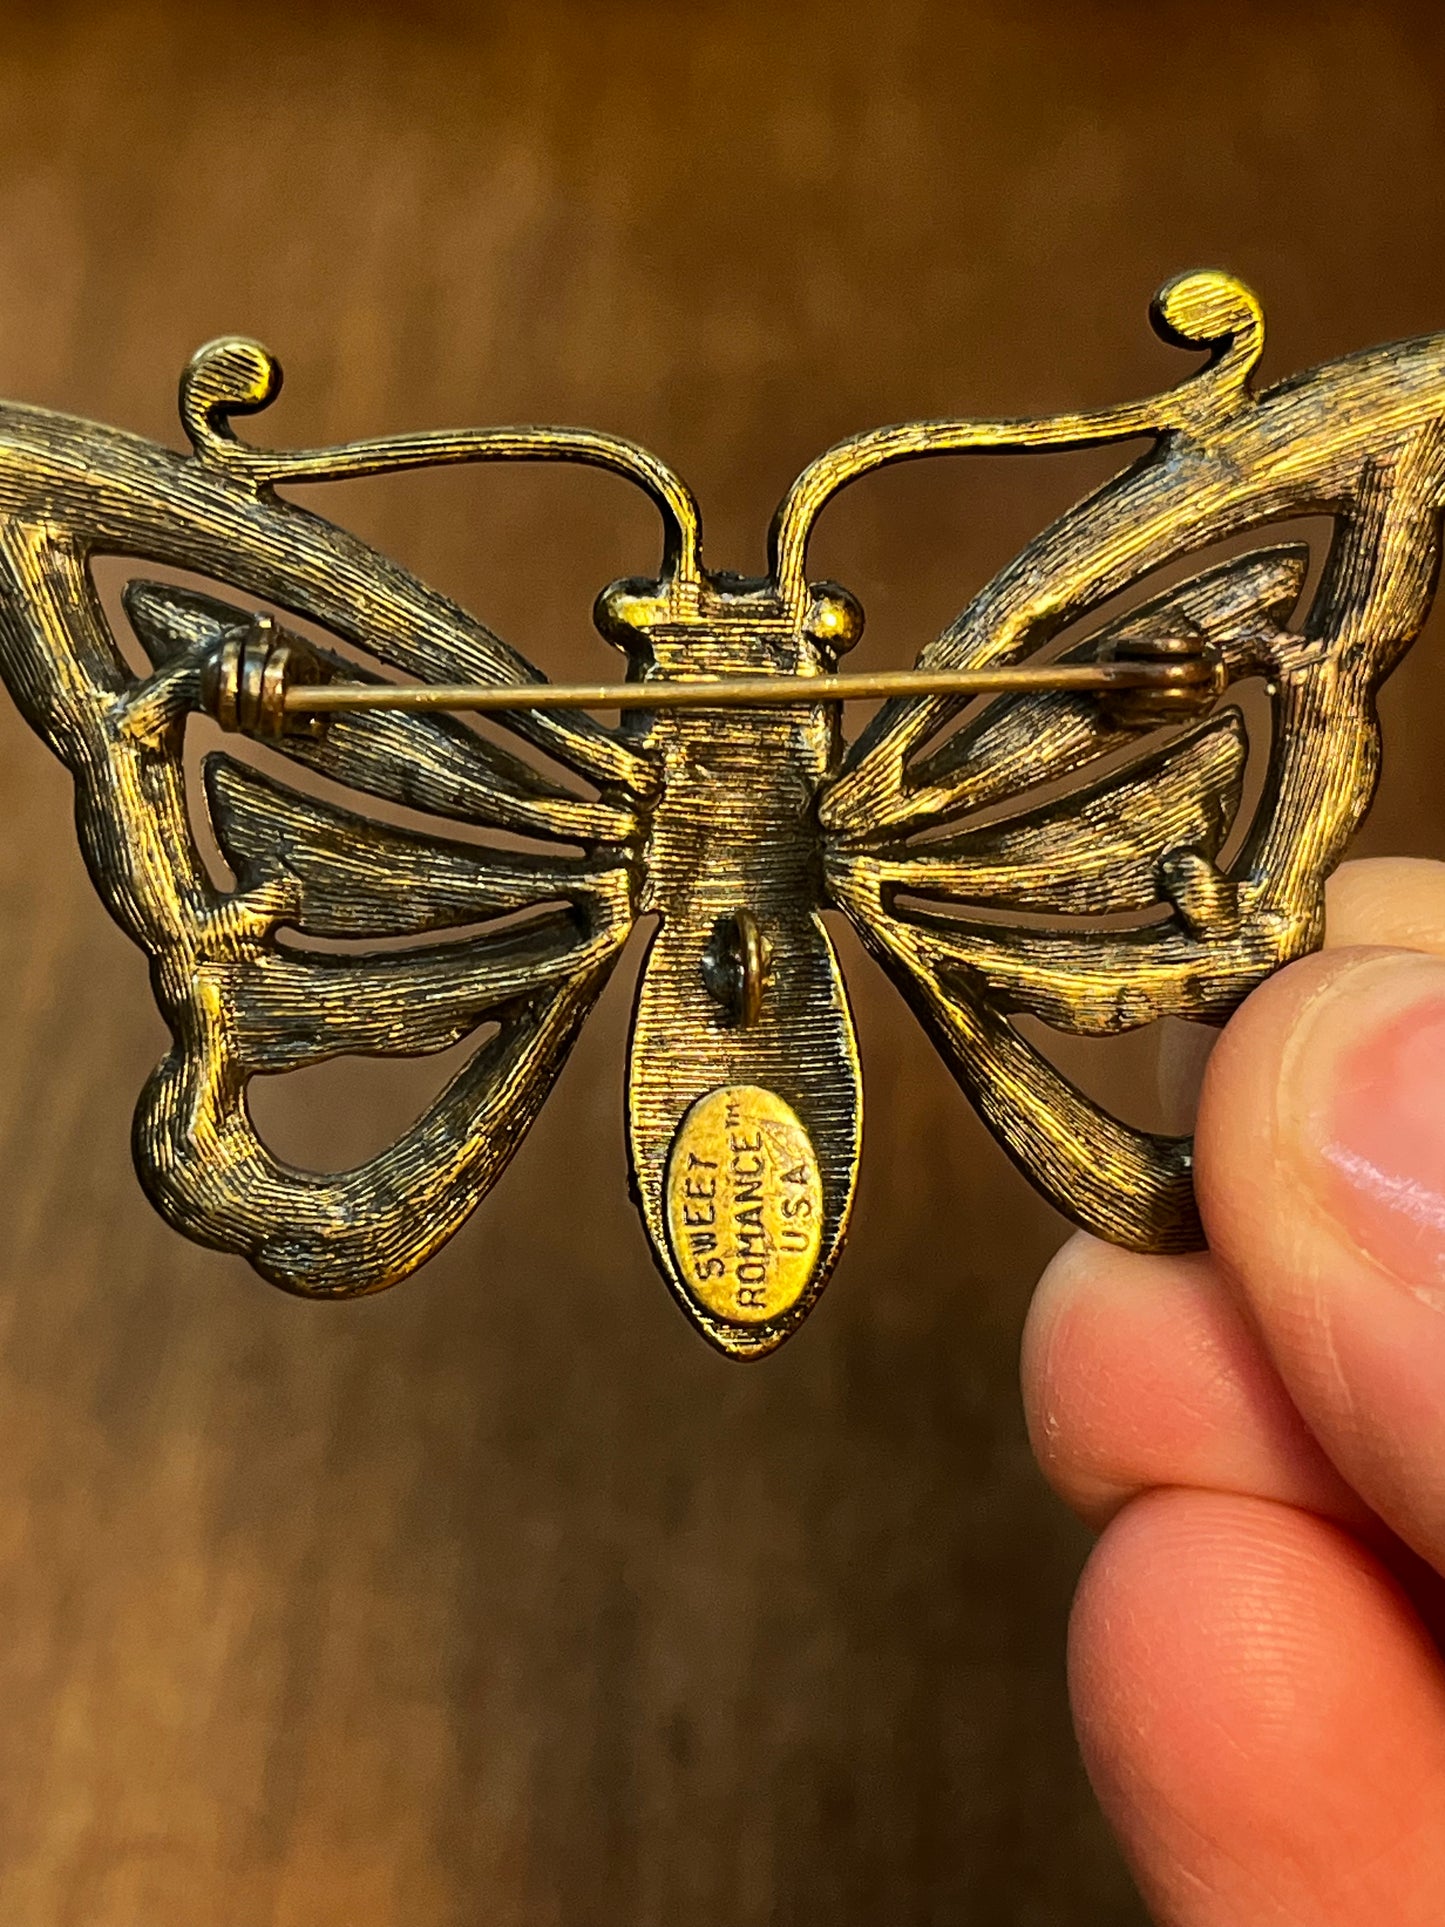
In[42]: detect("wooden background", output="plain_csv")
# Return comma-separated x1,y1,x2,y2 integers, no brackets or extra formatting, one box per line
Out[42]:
0,3,1443,1922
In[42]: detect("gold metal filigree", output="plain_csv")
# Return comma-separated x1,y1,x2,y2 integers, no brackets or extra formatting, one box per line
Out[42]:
0,269,1438,1356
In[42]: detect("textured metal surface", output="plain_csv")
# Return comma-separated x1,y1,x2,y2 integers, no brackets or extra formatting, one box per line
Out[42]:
0,269,1438,1356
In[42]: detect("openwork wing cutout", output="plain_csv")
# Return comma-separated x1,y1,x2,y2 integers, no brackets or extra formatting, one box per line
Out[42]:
826,550,1300,1249
800,273,1445,1250
0,346,676,1293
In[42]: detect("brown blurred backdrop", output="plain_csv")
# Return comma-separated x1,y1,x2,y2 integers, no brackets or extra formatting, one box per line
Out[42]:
0,3,1443,1922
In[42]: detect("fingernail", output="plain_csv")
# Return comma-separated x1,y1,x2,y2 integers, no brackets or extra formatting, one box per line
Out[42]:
1286,953,1445,1304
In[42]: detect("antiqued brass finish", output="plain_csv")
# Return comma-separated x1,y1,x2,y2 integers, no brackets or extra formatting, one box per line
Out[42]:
0,269,1440,1357
665,1085,824,1326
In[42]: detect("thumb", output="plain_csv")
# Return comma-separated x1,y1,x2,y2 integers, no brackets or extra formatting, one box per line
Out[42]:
1198,937,1445,1571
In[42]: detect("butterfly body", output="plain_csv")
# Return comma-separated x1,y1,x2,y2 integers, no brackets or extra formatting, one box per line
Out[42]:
601,574,864,1351
0,275,1440,1358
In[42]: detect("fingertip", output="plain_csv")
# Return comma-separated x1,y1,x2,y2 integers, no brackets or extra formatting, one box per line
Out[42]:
1198,850,1445,1268
1023,1234,1358,1527
1071,1488,1445,1925
1024,1237,1214,1521
1196,942,1445,1566
1327,856,1445,954
1023,1235,1129,1518
1192,941,1364,1259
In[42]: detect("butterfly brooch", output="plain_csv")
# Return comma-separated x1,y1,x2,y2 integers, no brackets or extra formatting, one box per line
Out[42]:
0,268,1436,1357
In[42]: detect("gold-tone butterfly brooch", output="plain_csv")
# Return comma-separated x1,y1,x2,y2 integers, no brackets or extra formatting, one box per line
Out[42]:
0,269,1438,1357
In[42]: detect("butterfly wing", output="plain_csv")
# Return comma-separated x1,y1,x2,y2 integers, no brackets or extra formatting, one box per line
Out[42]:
0,394,653,1294
821,312,1445,1249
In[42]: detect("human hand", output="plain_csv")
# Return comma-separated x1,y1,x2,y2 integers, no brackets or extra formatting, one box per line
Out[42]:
1023,857,1445,1925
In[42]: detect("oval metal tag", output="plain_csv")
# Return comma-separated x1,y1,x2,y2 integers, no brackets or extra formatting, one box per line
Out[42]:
665,1084,824,1325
